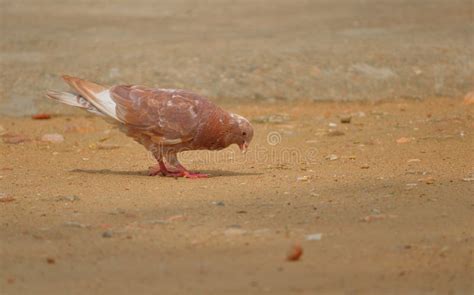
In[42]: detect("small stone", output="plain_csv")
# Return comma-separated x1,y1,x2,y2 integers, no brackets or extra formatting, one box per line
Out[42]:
252,114,289,124
46,257,55,264
224,228,247,236
396,137,412,144
418,176,435,184
97,143,121,150
32,113,51,120
407,159,421,163
41,133,64,143
211,201,225,206
306,233,322,241
142,219,169,225
64,122,95,133
328,122,338,128
297,176,310,182
361,214,397,222
340,115,352,124
102,230,113,238
325,154,339,161
58,195,80,202
286,244,303,261
327,130,345,136
0,193,15,203
360,164,370,169
253,228,271,236
2,132,29,144
64,221,89,228
462,177,474,182
166,215,186,222
463,91,474,105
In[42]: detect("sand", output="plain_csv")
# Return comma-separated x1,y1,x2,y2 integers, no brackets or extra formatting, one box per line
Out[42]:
1,97,473,294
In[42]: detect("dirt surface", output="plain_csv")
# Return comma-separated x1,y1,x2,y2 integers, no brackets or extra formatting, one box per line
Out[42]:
1,0,473,115
1,97,473,294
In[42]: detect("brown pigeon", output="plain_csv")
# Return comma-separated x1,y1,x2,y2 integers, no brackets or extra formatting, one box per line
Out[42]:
46,75,254,178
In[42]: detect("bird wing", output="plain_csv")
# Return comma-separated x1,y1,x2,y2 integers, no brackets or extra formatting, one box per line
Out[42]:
110,85,206,145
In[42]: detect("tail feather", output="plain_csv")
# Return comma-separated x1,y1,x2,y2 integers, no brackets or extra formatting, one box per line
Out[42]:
46,75,122,122
61,75,122,122
46,90,103,116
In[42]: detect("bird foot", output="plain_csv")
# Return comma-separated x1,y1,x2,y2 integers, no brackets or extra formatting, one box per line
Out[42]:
164,170,209,179
148,164,208,179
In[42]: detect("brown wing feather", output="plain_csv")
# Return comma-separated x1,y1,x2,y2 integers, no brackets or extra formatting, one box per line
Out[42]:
110,85,211,143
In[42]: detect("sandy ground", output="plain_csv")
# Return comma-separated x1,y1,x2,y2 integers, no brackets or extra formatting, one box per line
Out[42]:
0,97,473,294
1,0,473,115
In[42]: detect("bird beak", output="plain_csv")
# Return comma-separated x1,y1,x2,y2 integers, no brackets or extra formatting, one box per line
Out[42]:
239,142,249,154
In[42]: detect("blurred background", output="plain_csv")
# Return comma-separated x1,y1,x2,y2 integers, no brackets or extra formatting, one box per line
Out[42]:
0,0,473,115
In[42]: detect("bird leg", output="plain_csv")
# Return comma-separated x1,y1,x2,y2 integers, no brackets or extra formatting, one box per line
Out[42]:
165,153,209,179
148,160,169,176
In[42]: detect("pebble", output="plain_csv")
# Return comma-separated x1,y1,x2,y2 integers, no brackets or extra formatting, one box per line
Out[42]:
286,244,303,261
340,115,352,124
64,122,95,133
306,233,322,241
463,91,474,105
97,143,121,150
407,159,421,163
57,195,80,202
252,114,289,124
325,154,339,161
0,193,15,203
211,201,225,206
32,113,51,120
360,164,370,169
328,122,338,128
297,176,310,182
361,214,398,222
2,132,29,144
418,176,435,184
253,228,271,236
41,133,64,143
64,221,89,228
462,177,474,182
166,215,186,222
327,130,345,136
396,137,412,144
224,228,247,236
46,257,56,264
102,230,113,238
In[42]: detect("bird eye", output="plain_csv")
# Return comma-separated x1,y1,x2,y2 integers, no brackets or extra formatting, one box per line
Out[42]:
242,132,247,136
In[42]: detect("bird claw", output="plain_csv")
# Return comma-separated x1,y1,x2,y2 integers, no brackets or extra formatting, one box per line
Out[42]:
183,172,209,179
148,163,208,179
163,171,209,179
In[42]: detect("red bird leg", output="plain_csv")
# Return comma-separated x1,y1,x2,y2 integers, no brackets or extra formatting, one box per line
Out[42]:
148,160,169,176
166,154,209,179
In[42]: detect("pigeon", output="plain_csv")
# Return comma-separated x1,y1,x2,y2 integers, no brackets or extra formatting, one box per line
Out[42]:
46,75,254,178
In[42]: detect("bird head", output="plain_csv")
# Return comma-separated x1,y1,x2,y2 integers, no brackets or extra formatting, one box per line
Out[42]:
229,113,254,153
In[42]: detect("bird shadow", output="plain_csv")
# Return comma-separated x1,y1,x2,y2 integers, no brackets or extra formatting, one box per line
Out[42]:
70,168,262,178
